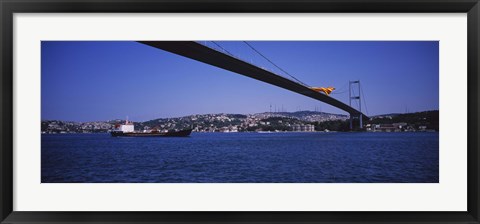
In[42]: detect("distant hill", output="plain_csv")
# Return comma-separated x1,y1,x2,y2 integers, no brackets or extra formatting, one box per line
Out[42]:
41,111,348,133
371,113,402,118
369,110,439,131
253,111,348,122
41,110,439,133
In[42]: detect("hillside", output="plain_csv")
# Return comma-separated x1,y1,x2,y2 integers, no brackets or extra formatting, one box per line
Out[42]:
41,111,347,133
41,110,439,133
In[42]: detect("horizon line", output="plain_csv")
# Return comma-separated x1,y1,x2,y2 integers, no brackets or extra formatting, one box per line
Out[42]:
41,109,439,123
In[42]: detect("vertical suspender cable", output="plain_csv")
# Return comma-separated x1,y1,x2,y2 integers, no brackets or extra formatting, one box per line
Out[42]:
243,41,309,87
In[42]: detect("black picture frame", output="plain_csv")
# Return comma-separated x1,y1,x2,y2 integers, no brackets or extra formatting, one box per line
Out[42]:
1,0,479,223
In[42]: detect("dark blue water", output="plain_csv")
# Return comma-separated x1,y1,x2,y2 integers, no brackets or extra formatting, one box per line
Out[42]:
41,132,438,183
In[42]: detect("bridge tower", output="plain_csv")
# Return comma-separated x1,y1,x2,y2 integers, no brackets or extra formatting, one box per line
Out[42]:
349,80,363,130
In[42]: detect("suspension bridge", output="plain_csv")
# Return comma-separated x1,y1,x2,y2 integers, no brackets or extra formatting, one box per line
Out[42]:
138,41,369,129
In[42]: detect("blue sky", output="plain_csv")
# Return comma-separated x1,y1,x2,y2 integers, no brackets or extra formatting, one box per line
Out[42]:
41,41,439,122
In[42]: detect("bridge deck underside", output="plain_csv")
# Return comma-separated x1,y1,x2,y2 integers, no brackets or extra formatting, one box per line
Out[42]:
138,41,368,120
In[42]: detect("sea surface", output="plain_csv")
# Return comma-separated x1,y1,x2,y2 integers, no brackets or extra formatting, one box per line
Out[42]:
41,132,439,183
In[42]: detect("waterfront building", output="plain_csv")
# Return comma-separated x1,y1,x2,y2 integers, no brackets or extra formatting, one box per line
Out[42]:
368,123,409,132
292,124,315,132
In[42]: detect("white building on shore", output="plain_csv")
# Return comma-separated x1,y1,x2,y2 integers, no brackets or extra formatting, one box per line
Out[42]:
292,124,315,132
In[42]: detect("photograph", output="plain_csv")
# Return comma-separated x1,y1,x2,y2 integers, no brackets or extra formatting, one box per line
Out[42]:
41,40,439,183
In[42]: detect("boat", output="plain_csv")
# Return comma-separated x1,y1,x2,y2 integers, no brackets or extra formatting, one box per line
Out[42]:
110,120,192,137
111,129,192,137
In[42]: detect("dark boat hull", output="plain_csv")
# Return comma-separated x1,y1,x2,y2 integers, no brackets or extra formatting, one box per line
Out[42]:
111,129,192,137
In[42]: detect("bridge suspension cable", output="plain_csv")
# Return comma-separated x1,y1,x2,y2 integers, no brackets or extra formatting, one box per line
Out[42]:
331,82,349,95
202,41,359,106
351,87,360,109
360,84,369,116
242,41,309,87
211,41,234,56
331,89,349,95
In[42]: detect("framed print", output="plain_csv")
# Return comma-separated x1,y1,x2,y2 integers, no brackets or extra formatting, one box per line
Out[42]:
1,0,479,223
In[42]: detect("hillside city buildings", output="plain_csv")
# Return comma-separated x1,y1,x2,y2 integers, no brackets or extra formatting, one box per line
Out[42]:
41,111,438,134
